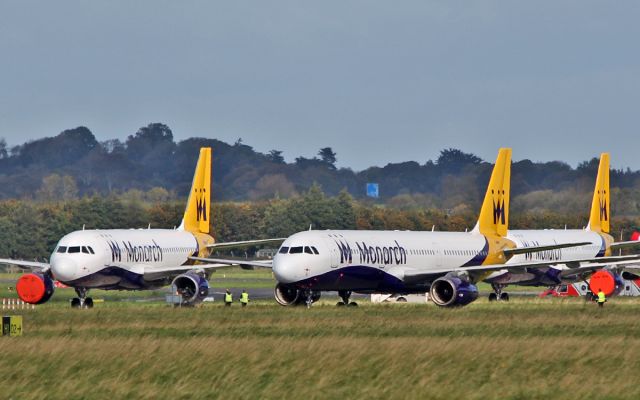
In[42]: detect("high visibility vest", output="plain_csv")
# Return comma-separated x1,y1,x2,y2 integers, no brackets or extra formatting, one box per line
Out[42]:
225,293,233,303
598,292,606,303
240,293,249,304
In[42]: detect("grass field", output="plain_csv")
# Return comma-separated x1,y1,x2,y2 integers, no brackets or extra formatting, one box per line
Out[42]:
2,296,640,400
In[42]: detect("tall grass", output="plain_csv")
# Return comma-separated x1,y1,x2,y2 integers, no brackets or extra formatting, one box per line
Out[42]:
1,299,639,399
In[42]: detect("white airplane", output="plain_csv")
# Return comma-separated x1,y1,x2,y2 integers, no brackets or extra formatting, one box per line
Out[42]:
195,148,640,307
1,147,281,308
485,153,640,300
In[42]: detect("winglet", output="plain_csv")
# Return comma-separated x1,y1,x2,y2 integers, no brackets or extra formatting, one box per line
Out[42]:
472,148,511,237
179,147,212,234
587,153,610,233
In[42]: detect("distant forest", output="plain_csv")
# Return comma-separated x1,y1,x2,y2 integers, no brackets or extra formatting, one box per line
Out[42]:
2,122,640,218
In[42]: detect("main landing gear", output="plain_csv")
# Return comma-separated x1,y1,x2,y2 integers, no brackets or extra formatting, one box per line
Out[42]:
488,284,509,302
71,287,94,309
336,290,358,307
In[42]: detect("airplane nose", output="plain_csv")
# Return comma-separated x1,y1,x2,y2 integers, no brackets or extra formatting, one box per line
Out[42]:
51,257,78,282
273,257,297,284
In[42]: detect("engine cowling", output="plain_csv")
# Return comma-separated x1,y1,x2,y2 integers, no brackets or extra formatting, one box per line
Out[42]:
171,272,209,305
589,270,623,297
274,283,304,306
429,276,478,307
16,272,55,304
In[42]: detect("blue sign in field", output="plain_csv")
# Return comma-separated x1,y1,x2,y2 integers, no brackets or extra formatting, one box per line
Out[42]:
366,183,379,198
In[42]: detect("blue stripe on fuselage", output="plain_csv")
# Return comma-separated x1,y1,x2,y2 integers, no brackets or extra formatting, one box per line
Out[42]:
461,237,489,267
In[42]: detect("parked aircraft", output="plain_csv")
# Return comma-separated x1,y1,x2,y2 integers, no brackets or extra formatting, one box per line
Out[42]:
195,149,640,307
0,148,280,308
485,153,640,301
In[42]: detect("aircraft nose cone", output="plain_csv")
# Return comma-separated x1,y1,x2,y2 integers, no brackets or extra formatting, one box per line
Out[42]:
51,257,78,282
273,257,297,284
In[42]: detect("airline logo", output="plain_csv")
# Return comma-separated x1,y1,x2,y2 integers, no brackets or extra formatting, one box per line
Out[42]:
195,188,207,222
492,189,506,225
599,190,608,222
108,240,163,263
335,240,407,265
522,240,562,261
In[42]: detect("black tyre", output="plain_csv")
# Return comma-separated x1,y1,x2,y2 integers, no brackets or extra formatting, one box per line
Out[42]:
71,298,81,308
85,298,94,308
500,292,509,301
347,302,358,307
488,293,497,302
336,302,346,307
396,297,408,303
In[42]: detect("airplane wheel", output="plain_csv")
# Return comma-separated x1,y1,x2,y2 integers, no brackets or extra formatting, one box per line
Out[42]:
85,298,94,309
396,297,407,303
336,302,346,307
488,293,497,302
500,293,509,301
347,302,358,307
71,298,81,308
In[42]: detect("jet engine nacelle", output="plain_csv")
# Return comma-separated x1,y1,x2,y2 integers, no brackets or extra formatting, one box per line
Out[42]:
171,272,209,305
589,270,623,297
274,283,306,306
16,272,55,304
429,276,478,307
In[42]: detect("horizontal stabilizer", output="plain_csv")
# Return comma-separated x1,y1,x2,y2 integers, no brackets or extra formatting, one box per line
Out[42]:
0,258,50,271
189,256,273,269
503,242,591,257
207,238,285,251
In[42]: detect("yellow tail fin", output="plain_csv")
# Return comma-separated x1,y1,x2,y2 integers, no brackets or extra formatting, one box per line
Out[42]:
473,148,511,236
587,153,610,233
180,147,212,234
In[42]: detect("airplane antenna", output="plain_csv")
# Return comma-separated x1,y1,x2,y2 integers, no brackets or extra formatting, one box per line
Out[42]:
564,224,567,230
431,225,435,232
465,228,468,232
82,224,85,231
148,224,151,229
309,224,312,231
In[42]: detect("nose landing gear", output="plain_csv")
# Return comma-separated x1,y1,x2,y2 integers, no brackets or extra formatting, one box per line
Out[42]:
71,287,94,309
337,290,358,307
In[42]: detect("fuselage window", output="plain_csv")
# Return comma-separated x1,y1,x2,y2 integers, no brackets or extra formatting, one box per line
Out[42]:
311,246,319,255
68,246,81,254
57,246,67,253
290,246,303,254
279,247,289,254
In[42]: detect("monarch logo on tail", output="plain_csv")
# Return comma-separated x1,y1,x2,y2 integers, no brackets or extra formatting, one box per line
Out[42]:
196,188,207,222
599,191,608,222
492,190,507,225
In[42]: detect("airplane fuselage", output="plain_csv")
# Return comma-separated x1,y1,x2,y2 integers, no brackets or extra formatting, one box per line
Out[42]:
49,229,213,290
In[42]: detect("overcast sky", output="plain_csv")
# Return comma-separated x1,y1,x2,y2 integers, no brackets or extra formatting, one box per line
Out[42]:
1,1,639,170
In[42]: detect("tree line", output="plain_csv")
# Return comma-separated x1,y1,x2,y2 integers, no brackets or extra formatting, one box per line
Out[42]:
0,186,638,260
3,123,640,218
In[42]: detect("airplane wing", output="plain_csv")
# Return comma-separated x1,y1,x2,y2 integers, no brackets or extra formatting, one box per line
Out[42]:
105,262,239,276
402,254,640,282
503,242,591,257
207,239,285,250
189,256,273,268
0,258,50,272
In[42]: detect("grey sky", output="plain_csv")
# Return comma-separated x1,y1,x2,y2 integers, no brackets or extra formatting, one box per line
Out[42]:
1,1,639,170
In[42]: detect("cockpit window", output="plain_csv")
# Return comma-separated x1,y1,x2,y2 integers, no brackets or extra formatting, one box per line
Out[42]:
304,246,313,254
81,246,90,254
88,247,95,254
311,246,319,255
279,246,289,254
57,246,67,253
289,246,303,254
68,246,81,253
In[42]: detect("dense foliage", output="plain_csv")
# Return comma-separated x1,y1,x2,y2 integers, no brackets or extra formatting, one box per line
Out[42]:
3,123,640,219
1,186,638,260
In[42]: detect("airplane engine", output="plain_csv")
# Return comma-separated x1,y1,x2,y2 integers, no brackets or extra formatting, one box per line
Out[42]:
429,276,478,307
589,270,623,297
274,283,304,306
16,272,55,304
171,272,209,305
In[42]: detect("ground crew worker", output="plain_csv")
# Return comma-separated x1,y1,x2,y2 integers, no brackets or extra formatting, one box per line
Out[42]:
224,289,233,307
240,289,249,307
597,288,606,308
